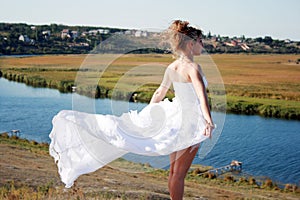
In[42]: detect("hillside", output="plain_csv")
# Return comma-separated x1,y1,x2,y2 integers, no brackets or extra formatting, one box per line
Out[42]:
0,22,300,55
1,133,299,199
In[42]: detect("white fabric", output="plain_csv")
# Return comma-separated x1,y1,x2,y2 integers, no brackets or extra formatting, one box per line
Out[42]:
49,81,209,188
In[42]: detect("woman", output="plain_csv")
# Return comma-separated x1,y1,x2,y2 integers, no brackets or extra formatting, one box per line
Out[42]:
49,20,214,199
150,20,214,199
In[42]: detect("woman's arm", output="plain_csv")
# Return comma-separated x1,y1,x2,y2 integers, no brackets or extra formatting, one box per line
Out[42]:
189,64,214,137
150,67,172,104
150,85,169,103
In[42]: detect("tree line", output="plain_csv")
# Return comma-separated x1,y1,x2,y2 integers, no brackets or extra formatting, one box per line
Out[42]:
0,23,299,55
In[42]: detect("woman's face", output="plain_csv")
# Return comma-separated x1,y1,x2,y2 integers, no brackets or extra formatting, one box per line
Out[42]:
192,38,203,56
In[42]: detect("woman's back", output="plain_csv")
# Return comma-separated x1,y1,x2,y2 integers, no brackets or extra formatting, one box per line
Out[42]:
167,60,193,83
167,59,207,106
173,82,198,106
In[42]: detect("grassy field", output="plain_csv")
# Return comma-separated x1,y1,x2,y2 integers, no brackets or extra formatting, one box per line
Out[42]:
0,53,300,119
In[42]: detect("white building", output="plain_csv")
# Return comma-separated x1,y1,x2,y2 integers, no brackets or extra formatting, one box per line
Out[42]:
88,29,110,35
42,30,51,36
124,30,132,35
135,30,148,37
19,35,35,44
71,31,79,38
42,30,51,39
61,29,71,39
88,30,98,35
98,29,110,34
19,35,30,43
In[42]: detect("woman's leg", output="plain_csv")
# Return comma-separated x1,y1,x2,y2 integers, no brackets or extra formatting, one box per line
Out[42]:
168,151,178,191
168,145,199,200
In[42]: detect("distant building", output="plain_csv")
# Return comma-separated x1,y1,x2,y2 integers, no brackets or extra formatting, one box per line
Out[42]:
81,31,88,36
19,35,30,43
240,43,250,50
42,30,51,39
135,30,148,37
42,30,51,36
88,30,98,35
114,31,124,35
19,35,35,45
88,29,110,35
98,29,110,34
71,31,79,39
124,30,132,35
224,42,235,47
61,29,71,39
231,40,238,46
284,39,291,43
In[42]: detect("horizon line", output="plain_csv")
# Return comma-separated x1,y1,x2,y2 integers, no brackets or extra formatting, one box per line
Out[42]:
1,21,299,42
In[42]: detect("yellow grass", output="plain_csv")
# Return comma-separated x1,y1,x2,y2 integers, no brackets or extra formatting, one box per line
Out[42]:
210,54,300,100
1,54,300,118
2,54,299,97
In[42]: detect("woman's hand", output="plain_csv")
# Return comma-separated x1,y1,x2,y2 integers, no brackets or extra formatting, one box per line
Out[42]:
204,122,215,139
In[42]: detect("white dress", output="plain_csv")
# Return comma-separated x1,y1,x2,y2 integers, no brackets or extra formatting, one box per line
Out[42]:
49,80,209,188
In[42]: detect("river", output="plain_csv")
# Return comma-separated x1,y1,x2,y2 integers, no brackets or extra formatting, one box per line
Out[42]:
0,78,299,185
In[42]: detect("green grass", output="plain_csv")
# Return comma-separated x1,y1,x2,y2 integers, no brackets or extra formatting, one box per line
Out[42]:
226,95,300,119
1,54,300,119
0,132,49,154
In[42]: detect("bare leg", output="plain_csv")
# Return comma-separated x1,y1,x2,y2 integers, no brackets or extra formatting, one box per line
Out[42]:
168,145,199,200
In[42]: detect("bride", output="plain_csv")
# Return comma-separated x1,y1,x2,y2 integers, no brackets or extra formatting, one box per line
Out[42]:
49,20,214,200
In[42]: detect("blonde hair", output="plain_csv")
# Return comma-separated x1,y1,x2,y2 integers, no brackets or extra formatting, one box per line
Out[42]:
162,20,203,56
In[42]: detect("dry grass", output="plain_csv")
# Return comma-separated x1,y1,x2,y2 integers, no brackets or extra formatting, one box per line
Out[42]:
1,54,299,99
209,54,300,101
1,133,299,200
1,54,300,118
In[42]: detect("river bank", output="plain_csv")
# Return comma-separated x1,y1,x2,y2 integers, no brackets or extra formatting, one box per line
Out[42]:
1,76,299,186
0,133,299,199
1,54,300,120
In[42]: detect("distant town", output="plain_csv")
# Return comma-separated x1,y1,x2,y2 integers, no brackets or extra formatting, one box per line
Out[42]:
0,22,299,55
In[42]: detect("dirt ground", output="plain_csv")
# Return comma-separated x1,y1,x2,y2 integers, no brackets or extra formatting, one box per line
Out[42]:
0,143,299,200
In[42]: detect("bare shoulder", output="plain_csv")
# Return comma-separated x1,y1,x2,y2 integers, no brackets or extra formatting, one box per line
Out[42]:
167,60,180,70
187,62,200,73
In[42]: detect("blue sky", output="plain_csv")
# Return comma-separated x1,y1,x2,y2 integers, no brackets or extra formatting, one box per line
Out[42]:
1,0,299,41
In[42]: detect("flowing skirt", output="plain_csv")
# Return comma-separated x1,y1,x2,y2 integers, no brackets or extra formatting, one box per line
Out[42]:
49,98,208,188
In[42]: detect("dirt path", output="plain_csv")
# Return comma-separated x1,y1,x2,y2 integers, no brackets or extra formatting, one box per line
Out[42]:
0,143,299,199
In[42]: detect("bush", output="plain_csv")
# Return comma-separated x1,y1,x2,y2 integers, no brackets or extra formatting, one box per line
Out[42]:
202,172,216,179
248,177,256,185
191,168,209,176
58,80,74,92
238,177,248,184
284,184,298,193
224,175,235,183
262,179,275,189
30,140,38,145
32,76,47,87
0,132,9,138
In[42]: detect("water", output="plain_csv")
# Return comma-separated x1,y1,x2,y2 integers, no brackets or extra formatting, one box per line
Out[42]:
195,114,300,185
0,78,145,142
0,78,299,185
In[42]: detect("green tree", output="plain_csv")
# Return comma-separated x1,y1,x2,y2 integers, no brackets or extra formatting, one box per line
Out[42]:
207,31,212,38
263,36,273,45
255,37,263,43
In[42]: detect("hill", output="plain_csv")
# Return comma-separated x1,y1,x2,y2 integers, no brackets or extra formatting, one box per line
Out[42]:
1,133,299,199
1,22,300,55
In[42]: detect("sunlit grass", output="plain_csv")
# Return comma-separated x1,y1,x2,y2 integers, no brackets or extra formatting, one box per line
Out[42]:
1,53,300,119
1,133,299,199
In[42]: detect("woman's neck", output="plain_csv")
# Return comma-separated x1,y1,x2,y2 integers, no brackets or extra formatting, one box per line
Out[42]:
179,53,194,62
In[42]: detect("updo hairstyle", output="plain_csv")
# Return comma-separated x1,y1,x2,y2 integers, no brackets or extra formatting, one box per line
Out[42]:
162,20,203,56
